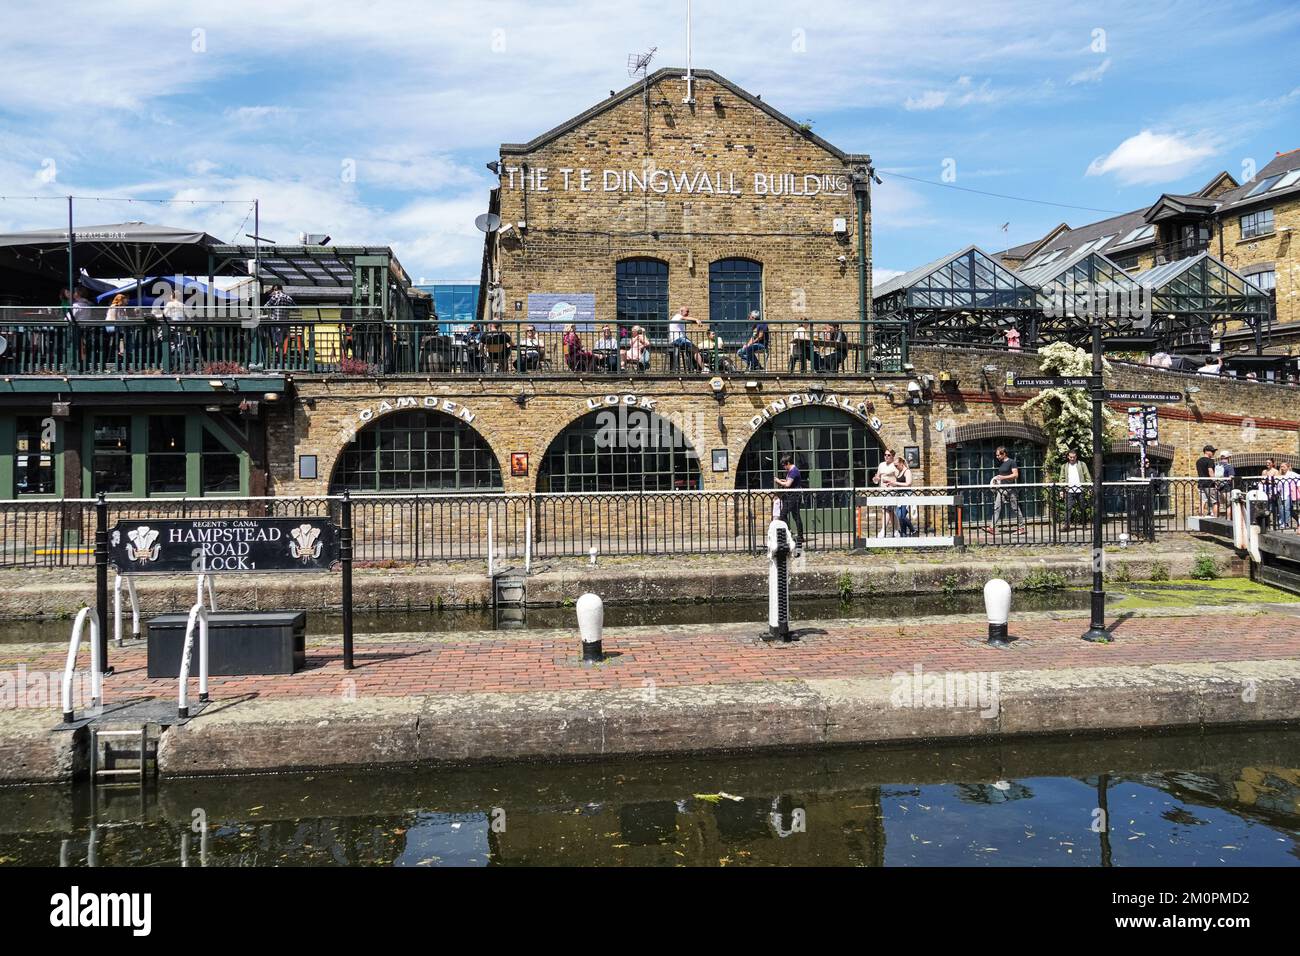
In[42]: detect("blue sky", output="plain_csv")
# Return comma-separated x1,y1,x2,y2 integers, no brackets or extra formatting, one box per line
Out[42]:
2,0,1298,285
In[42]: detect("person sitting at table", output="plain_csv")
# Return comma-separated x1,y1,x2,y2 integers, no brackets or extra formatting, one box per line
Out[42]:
594,324,620,371
480,322,513,371
517,324,544,371
789,319,814,372
817,322,849,373
667,306,704,372
462,322,484,372
737,310,768,371
621,325,651,371
562,323,596,372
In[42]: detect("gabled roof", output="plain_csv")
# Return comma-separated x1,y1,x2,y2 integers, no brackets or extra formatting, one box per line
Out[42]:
873,244,1034,302
998,222,1071,262
499,67,869,164
1143,193,1218,222
1133,251,1264,295
1015,246,1137,289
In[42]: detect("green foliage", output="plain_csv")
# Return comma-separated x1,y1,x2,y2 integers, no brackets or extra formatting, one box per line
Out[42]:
1192,554,1220,580
1021,567,1068,591
1024,342,1117,468
1109,561,1132,584
836,571,854,603
1148,561,1170,582
942,573,960,597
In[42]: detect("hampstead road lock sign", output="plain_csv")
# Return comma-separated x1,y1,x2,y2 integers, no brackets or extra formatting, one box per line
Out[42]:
109,517,341,574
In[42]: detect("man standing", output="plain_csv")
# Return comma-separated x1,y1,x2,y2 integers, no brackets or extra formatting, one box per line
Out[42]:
667,306,704,372
774,455,805,549
1195,444,1217,517
985,445,1026,535
1214,450,1235,507
1058,448,1091,530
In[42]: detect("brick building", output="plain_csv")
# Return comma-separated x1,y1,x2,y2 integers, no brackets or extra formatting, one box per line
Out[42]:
479,68,873,340
998,149,1300,356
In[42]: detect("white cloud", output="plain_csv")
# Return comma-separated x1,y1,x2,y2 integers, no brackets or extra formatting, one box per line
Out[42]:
1068,57,1111,85
903,76,1000,111
1085,129,1219,185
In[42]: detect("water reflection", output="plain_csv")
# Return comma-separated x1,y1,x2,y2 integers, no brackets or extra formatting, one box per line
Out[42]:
2,728,1298,867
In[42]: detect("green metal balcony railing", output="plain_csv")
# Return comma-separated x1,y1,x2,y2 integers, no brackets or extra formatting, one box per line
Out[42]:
0,307,908,377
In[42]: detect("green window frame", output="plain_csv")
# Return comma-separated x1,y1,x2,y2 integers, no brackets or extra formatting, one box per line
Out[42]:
0,415,65,499
82,412,249,498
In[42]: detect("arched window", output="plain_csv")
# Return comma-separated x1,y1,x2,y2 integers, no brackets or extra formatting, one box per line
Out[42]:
616,258,669,340
736,405,884,536
330,410,502,493
537,408,701,492
946,437,1045,521
709,258,762,344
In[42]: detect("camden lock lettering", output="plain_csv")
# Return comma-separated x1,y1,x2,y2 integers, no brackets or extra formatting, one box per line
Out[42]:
585,394,657,412
749,393,873,431
502,166,849,197
358,396,476,423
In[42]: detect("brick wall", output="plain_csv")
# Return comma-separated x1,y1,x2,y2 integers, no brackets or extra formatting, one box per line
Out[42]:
1217,193,1299,328
269,346,1298,501
490,71,867,330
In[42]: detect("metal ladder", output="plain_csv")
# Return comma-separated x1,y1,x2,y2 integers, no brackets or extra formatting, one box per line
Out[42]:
88,724,155,784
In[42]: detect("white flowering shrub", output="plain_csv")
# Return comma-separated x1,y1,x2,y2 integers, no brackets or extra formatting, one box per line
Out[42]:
1025,342,1117,466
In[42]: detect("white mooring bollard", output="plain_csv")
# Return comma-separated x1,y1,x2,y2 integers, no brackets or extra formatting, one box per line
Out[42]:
984,578,1012,647
766,516,794,641
576,592,604,661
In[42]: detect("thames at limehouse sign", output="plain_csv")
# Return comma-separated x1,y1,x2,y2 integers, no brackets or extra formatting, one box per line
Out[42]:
109,517,340,574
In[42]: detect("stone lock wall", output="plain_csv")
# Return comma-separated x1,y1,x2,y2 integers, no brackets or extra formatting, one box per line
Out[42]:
490,70,868,330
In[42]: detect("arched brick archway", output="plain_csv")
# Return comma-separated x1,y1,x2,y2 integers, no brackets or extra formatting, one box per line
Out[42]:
536,403,703,492
328,407,503,493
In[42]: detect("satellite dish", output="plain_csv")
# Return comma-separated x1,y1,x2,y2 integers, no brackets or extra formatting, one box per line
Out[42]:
475,213,501,234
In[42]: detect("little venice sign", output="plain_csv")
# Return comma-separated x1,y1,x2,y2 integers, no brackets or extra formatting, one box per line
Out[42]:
109,518,340,574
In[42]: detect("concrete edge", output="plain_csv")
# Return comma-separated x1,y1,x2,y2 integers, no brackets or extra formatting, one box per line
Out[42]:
150,659,1300,778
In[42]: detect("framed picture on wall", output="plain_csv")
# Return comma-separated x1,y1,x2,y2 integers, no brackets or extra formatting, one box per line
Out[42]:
510,452,529,477
903,446,921,469
711,448,729,472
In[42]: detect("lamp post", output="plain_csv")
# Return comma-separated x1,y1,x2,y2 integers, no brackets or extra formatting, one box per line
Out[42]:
1082,311,1111,642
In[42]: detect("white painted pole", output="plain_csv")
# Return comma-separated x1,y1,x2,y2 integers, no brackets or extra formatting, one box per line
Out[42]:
113,573,123,646
525,513,532,574
487,516,495,578
127,575,139,638
61,607,101,722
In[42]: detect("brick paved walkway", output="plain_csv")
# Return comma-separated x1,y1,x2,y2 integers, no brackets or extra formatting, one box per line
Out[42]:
8,610,1300,706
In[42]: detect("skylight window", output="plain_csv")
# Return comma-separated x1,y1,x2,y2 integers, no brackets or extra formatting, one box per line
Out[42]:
1118,224,1155,244
1246,175,1281,197
1274,169,1300,190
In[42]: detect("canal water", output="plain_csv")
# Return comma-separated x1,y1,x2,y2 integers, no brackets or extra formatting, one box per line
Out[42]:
2,727,1297,866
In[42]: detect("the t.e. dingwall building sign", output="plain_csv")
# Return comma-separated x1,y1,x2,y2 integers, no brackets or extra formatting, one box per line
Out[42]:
110,518,340,574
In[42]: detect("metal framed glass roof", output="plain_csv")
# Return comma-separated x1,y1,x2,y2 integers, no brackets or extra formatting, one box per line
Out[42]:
1134,253,1272,350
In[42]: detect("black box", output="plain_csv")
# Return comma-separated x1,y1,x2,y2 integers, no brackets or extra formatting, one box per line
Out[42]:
146,611,307,677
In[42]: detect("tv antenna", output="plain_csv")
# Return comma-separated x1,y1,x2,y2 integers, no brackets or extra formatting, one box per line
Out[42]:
627,47,656,78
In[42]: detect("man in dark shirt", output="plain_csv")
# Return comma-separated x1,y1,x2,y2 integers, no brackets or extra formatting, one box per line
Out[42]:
773,455,805,548
737,311,768,371
1195,443,1217,516
985,445,1026,534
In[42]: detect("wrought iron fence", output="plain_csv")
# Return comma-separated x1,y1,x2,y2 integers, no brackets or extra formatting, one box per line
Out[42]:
0,478,1218,569
0,307,908,377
